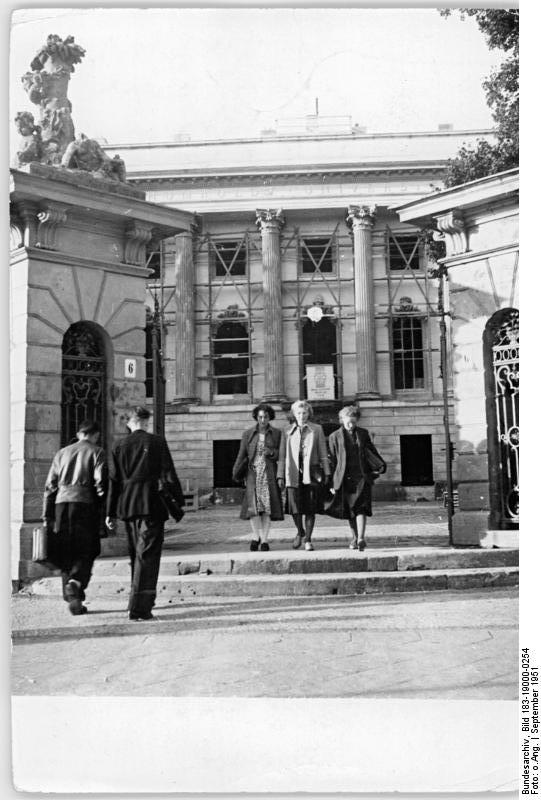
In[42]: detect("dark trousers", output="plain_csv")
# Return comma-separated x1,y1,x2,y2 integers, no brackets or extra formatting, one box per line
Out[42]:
125,518,164,615
51,503,101,602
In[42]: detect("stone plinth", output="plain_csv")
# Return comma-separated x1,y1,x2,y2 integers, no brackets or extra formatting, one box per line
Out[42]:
10,164,193,583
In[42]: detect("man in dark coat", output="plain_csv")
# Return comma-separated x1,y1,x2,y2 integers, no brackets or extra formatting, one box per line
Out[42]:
42,419,107,615
105,406,184,621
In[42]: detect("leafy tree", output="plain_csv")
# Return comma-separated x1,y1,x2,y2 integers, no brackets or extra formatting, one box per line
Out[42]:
440,9,518,186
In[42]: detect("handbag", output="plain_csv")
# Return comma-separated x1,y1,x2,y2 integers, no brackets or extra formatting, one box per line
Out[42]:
32,526,48,562
364,447,386,477
158,481,185,522
233,456,248,483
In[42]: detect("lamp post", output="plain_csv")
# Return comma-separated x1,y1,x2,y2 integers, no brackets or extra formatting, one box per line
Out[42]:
434,262,455,546
150,294,165,437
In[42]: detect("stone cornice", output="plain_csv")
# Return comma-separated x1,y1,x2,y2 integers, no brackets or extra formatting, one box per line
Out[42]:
13,245,153,278
10,165,194,236
395,168,518,225
105,127,494,152
442,241,519,267
128,162,448,187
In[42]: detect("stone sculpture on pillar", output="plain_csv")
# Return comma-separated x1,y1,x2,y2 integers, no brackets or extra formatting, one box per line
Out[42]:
15,33,127,182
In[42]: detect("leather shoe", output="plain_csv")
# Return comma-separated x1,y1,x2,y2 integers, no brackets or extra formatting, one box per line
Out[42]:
260,542,270,551
304,541,314,551
249,538,260,552
292,533,303,549
69,600,88,615
358,540,367,551
129,612,156,621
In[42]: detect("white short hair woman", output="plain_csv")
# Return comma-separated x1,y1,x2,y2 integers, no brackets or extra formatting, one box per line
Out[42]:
277,400,331,551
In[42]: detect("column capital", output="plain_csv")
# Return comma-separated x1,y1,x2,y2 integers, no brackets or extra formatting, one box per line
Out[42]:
346,204,377,230
255,208,285,232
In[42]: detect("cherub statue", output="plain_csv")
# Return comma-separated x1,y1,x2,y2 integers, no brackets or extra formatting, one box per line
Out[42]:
14,111,43,165
61,134,127,182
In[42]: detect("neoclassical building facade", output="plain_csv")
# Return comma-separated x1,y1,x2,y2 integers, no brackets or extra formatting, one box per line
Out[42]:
106,121,492,501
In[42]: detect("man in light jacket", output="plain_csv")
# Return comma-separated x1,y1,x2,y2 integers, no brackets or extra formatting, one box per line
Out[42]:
43,419,107,615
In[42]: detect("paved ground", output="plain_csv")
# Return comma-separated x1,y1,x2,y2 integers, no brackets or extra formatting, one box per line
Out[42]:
11,503,518,700
12,586,518,699
160,500,451,552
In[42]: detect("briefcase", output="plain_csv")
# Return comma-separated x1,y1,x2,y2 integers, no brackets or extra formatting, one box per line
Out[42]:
32,526,48,562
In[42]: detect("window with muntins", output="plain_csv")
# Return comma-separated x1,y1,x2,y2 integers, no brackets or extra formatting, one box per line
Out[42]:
301,236,334,273
212,240,247,277
213,320,249,395
392,317,424,390
389,232,421,270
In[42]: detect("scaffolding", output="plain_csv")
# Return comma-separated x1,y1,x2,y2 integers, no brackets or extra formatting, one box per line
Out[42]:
145,223,444,406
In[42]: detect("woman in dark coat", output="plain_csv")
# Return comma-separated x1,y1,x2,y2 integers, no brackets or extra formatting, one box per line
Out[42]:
326,405,386,551
232,403,283,552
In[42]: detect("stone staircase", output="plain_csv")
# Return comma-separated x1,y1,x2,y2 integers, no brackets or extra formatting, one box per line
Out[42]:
28,545,519,600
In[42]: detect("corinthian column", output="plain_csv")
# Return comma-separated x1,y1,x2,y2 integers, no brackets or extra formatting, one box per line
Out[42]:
174,230,198,404
346,205,379,398
255,208,286,402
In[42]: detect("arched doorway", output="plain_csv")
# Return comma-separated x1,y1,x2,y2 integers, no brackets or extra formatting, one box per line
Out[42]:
484,308,519,529
61,322,107,448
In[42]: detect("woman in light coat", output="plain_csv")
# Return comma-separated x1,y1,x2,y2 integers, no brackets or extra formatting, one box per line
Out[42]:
277,400,330,551
232,403,283,551
326,405,386,550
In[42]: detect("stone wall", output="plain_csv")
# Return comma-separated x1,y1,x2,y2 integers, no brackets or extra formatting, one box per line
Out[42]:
165,400,454,502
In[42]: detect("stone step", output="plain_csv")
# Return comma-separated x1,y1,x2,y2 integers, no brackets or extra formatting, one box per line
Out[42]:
29,565,518,600
97,547,518,577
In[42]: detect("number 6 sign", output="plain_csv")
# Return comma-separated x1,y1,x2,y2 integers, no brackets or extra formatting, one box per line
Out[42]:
124,358,137,379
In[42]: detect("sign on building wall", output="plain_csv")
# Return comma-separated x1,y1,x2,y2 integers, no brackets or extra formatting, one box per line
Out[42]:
306,364,335,401
124,358,137,379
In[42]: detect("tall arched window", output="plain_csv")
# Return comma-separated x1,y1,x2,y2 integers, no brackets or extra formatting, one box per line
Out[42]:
61,322,106,447
484,308,519,529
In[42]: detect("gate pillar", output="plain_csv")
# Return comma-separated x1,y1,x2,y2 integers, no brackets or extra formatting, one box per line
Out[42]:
10,164,193,585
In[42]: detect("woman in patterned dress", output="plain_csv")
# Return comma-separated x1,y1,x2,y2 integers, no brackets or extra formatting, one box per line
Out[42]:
232,404,283,551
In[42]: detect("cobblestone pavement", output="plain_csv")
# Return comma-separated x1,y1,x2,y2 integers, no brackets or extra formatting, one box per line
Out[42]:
12,586,518,699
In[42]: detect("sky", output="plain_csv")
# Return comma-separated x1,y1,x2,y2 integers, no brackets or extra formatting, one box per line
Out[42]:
8,6,504,150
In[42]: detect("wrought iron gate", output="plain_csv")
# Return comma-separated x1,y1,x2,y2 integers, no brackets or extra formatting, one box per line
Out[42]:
61,323,106,447
491,309,519,525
